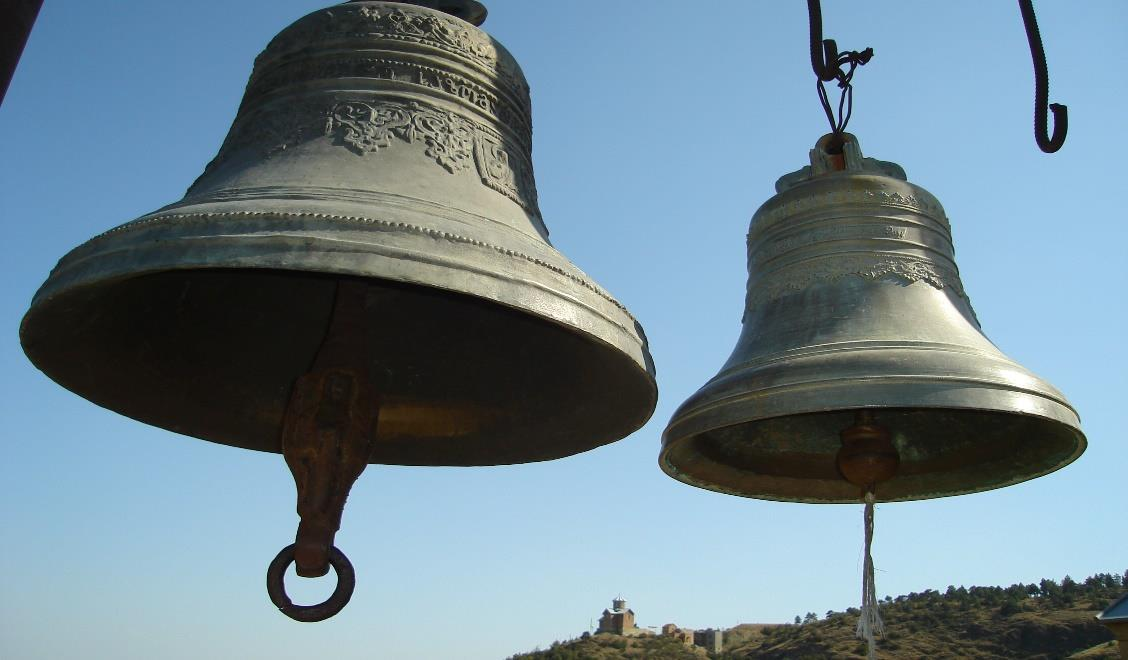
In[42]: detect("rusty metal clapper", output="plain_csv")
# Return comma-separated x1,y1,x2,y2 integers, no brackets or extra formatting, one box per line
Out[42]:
20,0,657,621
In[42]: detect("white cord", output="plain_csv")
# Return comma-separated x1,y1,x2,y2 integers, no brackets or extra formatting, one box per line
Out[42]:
856,490,884,660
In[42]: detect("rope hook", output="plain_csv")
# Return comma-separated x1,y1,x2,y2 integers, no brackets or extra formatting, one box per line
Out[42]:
806,0,874,148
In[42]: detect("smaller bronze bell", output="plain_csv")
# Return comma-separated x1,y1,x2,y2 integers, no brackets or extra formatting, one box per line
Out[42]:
661,134,1085,503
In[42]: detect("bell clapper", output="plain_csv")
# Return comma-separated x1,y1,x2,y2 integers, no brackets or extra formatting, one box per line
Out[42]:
837,410,899,660
837,409,899,493
267,280,381,622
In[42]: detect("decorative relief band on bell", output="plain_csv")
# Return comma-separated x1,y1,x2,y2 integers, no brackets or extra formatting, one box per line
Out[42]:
197,98,540,217
756,189,950,230
743,254,972,312
261,4,528,98
749,223,916,266
329,101,476,172
326,100,538,214
245,56,532,141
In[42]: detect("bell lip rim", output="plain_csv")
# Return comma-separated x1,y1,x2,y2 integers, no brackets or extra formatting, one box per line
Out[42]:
657,406,1087,504
27,203,654,365
20,265,659,467
24,264,658,381
23,200,660,458
662,395,1085,452
51,204,623,304
670,375,1080,427
656,443,1087,505
664,338,1080,428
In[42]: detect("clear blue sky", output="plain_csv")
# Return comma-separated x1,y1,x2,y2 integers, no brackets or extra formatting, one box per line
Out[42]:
2,2,1125,659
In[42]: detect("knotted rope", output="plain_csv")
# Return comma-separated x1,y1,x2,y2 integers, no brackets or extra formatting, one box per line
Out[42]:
856,490,884,660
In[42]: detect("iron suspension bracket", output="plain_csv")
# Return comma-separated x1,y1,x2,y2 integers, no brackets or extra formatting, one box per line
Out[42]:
266,281,380,622
1018,0,1067,153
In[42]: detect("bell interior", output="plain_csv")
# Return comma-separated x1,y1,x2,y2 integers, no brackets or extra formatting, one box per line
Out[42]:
662,408,1084,503
21,268,656,466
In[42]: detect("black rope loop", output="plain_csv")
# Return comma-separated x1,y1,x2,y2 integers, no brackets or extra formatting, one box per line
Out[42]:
807,0,873,147
266,544,356,622
1018,0,1067,153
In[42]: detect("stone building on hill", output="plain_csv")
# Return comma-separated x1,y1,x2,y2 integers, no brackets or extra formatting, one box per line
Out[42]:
596,597,643,636
661,622,723,652
694,628,723,653
661,623,694,646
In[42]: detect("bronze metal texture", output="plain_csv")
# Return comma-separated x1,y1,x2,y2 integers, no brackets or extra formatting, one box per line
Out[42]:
267,544,355,622
661,134,1085,503
20,1,658,467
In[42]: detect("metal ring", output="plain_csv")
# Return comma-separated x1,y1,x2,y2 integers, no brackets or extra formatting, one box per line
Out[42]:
266,544,355,622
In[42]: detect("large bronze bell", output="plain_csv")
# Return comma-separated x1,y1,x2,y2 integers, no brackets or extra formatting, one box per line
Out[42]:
662,134,1084,503
20,0,656,620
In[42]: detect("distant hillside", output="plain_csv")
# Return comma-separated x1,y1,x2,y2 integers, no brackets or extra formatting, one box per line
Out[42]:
508,571,1125,659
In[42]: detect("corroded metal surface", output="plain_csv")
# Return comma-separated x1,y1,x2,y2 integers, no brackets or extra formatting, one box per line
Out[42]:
281,281,378,578
283,365,374,575
21,1,657,467
267,544,355,622
661,134,1084,503
266,281,374,621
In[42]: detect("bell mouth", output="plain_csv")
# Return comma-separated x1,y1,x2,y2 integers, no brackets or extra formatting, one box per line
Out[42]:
661,407,1086,503
21,268,656,466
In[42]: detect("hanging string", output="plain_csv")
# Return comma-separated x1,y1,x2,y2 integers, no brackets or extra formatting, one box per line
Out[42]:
1017,0,1067,153
807,0,873,145
856,490,884,660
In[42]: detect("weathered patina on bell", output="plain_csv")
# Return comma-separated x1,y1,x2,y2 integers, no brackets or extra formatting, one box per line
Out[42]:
21,0,656,464
20,0,656,620
661,133,1084,504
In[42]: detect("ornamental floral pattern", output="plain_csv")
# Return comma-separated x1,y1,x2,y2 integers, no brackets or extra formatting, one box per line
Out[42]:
329,99,538,213
327,101,474,176
745,254,973,314
263,4,528,100
327,102,412,155
193,97,539,217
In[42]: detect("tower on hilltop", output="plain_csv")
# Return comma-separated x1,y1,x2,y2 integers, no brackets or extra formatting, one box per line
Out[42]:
596,596,642,636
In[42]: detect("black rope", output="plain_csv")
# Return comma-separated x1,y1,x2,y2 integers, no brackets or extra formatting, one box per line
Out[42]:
807,0,873,148
1018,0,1067,153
